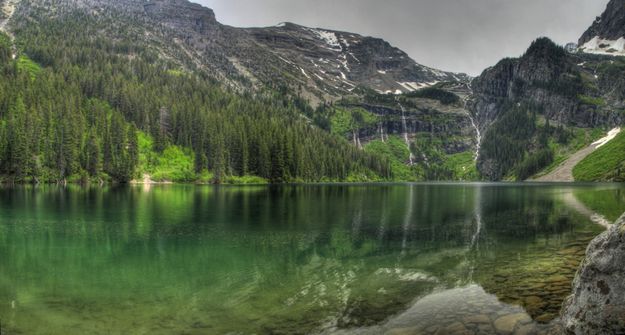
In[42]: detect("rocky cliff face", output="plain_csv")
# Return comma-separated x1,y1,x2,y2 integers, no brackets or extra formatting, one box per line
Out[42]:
561,213,625,334
579,0,625,55
244,23,467,97
354,101,474,155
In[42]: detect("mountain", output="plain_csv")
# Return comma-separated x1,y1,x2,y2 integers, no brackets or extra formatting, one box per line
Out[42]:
1,0,621,184
0,0,417,184
0,0,479,184
57,0,467,105
470,0,625,181
578,0,625,55
470,41,625,181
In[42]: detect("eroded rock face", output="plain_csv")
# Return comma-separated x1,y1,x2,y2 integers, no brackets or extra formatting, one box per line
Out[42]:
562,213,625,334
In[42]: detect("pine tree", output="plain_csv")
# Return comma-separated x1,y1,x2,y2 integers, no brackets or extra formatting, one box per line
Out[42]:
85,130,101,177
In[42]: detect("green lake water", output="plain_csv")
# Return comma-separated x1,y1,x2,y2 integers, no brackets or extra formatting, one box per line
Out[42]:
0,183,624,335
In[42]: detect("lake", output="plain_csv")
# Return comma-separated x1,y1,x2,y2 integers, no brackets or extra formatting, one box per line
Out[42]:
0,183,624,335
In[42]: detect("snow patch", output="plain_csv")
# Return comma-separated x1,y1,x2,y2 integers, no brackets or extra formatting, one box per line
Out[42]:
339,54,350,72
276,55,295,66
397,81,439,92
307,28,342,51
580,36,625,56
377,70,387,74
348,52,360,63
275,22,286,28
300,68,311,79
341,80,355,87
592,128,621,148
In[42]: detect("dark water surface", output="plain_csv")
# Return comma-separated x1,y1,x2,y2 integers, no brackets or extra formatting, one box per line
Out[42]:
0,183,624,335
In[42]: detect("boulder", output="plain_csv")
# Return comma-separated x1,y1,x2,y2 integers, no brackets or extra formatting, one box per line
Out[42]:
561,213,625,334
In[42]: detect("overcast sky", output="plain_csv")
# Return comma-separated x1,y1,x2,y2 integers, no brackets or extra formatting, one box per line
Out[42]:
198,0,609,76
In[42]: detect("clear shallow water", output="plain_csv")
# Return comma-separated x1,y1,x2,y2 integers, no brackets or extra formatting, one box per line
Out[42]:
0,183,624,335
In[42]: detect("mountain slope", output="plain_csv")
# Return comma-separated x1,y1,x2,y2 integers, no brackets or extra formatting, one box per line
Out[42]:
573,128,625,181
470,37,625,181
0,0,395,183
51,0,467,105
469,0,625,181
535,128,621,182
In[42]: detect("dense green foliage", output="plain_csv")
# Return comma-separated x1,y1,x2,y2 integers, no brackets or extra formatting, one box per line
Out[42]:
480,106,538,180
137,132,195,182
364,135,478,181
515,148,554,181
0,45,140,183
364,137,420,181
574,130,625,182
0,9,392,183
444,152,479,181
329,107,378,136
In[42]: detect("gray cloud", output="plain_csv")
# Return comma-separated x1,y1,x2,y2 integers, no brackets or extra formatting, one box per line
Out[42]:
198,0,609,76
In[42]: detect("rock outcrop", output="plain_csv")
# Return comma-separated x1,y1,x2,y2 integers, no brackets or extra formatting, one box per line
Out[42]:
561,213,625,334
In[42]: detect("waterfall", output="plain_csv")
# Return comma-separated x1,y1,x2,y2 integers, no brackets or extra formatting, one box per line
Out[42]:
352,130,362,149
468,114,482,162
0,0,18,60
398,103,415,165
463,90,481,162
378,122,386,142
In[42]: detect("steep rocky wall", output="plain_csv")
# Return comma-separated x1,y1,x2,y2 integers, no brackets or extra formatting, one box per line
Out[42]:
561,213,625,334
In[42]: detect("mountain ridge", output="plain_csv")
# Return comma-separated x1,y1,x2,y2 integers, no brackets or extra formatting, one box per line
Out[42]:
48,0,468,105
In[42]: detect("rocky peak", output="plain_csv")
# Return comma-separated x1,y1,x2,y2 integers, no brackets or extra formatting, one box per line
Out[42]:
578,0,625,55
143,0,218,33
516,37,569,83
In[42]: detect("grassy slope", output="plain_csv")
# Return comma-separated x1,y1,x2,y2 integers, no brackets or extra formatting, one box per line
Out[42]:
445,151,479,181
365,136,420,181
573,130,625,182
330,106,378,136
533,127,604,178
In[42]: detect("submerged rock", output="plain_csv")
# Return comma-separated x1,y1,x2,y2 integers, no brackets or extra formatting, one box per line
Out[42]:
493,313,531,334
562,213,625,334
